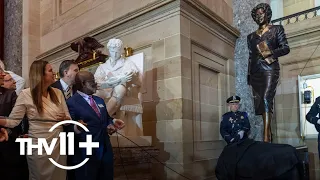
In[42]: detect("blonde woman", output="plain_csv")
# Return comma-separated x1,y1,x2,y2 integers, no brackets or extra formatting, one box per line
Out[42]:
0,60,70,180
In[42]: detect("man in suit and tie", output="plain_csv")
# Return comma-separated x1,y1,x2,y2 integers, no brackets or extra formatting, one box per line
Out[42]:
67,71,125,180
51,60,79,180
51,60,79,100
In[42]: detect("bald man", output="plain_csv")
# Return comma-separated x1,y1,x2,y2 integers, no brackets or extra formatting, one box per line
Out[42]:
66,71,125,180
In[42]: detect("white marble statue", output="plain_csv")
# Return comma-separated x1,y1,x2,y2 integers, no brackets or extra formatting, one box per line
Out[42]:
94,38,143,136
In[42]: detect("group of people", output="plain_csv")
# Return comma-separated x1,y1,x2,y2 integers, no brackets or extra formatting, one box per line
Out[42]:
0,58,125,180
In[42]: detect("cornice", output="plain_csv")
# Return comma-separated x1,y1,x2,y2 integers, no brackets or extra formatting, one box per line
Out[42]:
181,0,239,38
37,0,239,61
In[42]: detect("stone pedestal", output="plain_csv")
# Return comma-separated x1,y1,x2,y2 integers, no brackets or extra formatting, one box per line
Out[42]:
113,146,160,180
3,0,22,75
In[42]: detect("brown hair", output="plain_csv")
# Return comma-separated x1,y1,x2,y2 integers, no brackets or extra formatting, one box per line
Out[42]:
29,60,60,114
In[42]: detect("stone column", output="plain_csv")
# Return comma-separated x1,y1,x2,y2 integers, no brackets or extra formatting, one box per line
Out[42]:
4,0,22,75
21,0,40,85
233,0,270,141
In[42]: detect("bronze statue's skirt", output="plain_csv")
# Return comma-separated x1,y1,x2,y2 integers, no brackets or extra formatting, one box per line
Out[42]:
251,71,279,115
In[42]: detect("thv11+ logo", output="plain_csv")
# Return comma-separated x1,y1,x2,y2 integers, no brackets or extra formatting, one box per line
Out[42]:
15,120,99,170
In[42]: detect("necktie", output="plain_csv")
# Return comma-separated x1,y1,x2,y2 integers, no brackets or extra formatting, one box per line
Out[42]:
65,86,71,99
89,96,100,117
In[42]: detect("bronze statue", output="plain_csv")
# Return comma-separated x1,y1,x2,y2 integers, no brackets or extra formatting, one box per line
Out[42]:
247,3,290,143
70,36,108,69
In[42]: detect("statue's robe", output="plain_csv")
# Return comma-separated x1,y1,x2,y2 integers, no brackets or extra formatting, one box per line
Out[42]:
94,58,143,136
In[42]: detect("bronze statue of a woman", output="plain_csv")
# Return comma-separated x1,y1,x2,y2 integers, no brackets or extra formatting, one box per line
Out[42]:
247,3,290,142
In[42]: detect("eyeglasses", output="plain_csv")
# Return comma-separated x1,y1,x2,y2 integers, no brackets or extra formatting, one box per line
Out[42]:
4,78,14,82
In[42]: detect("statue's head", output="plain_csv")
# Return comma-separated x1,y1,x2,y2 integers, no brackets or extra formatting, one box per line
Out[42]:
107,38,123,61
251,3,272,26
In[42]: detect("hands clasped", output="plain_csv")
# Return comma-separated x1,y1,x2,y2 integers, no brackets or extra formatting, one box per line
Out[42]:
56,113,70,121
107,119,125,135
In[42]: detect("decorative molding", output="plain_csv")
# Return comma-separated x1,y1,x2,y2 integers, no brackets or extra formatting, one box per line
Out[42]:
191,40,229,61
281,56,320,66
37,0,239,62
58,0,86,15
181,0,239,46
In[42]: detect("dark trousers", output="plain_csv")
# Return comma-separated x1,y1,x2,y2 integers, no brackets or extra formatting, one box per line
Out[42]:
74,140,114,180
0,140,29,180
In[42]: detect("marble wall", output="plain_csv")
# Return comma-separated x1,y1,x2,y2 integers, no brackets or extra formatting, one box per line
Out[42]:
3,0,22,76
283,0,314,16
38,0,234,54
233,0,269,141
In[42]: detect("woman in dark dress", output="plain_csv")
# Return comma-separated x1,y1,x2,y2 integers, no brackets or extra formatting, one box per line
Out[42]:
247,3,290,142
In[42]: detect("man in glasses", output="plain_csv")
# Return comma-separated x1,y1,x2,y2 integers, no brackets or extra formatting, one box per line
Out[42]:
0,66,29,179
2,72,16,90
0,60,25,95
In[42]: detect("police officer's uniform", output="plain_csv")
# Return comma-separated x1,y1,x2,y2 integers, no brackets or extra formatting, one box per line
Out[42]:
220,96,251,144
306,96,320,158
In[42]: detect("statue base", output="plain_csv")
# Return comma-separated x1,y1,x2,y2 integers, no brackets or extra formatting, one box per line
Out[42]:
110,135,152,147
295,146,310,180
112,136,159,180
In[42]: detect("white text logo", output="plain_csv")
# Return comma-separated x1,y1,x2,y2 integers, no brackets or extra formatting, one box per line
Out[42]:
16,120,99,170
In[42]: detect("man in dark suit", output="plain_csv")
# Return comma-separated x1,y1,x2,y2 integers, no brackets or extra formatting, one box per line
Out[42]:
51,60,79,100
0,67,28,180
306,96,320,159
51,60,79,180
67,71,125,180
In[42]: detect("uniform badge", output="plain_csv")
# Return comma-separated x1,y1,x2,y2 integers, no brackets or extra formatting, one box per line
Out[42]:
241,116,244,119
229,117,233,123
98,104,104,108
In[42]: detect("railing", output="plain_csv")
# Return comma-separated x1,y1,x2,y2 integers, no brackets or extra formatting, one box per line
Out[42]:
271,6,320,25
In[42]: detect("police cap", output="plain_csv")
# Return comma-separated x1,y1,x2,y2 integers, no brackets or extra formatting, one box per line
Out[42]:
226,95,240,103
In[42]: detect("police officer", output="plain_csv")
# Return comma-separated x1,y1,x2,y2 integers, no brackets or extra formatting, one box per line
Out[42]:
306,96,320,158
220,95,251,144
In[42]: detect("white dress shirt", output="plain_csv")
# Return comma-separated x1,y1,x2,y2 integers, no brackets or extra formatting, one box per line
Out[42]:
74,91,102,133
60,79,72,93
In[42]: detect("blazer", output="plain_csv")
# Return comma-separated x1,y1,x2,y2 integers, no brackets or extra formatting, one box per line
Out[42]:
306,96,320,132
247,25,290,74
66,92,113,161
0,87,22,138
0,87,17,117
